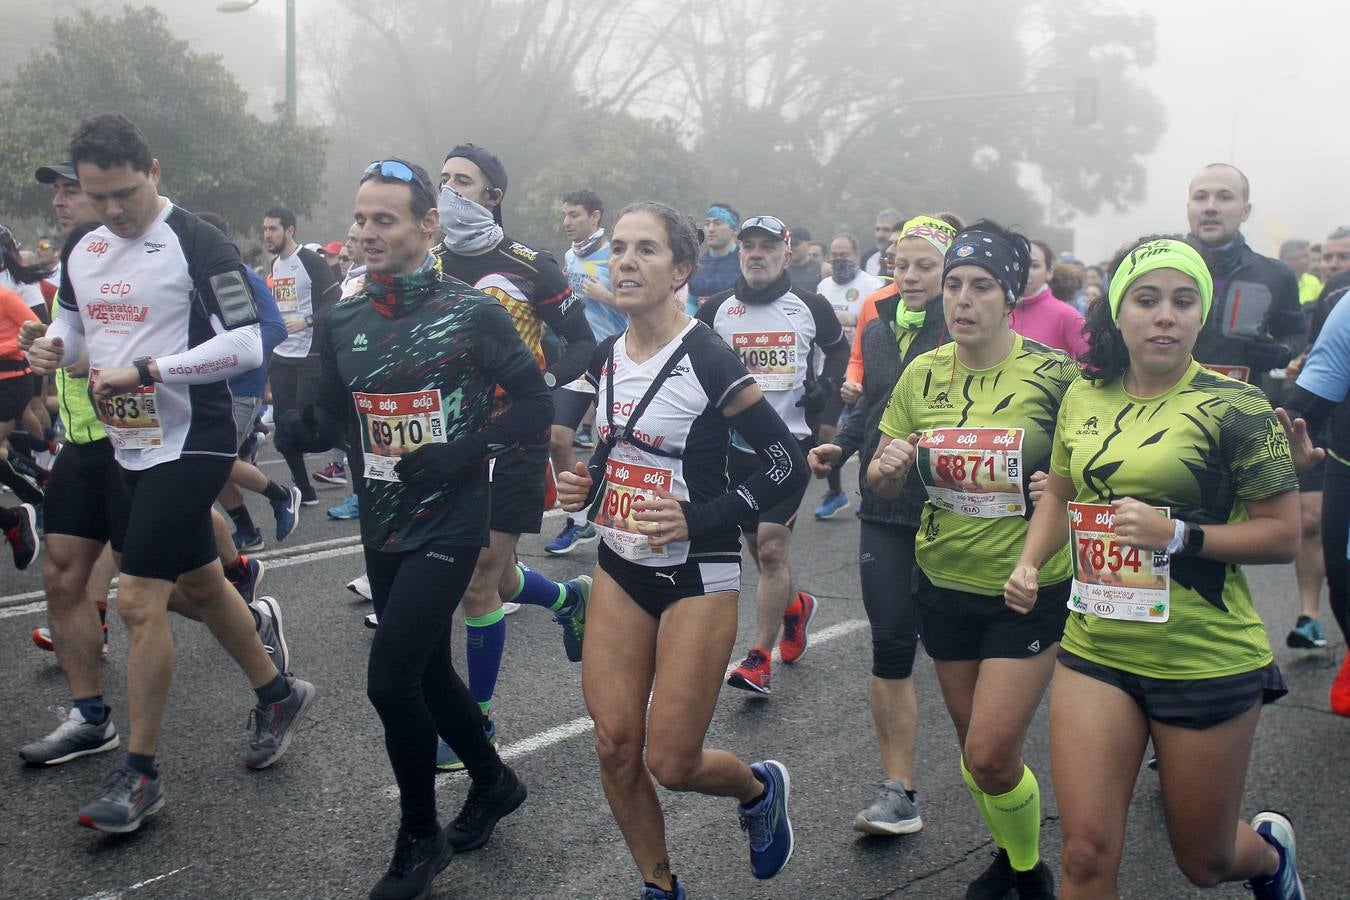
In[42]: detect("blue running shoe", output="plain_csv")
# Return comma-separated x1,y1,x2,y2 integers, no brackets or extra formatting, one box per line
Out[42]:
436,720,497,773
545,520,597,555
327,493,359,520
640,877,686,899
554,575,591,663
814,490,848,520
739,760,794,879
230,555,265,607
1249,811,1305,899
78,762,164,833
1286,616,1327,649
234,527,265,553
272,485,302,541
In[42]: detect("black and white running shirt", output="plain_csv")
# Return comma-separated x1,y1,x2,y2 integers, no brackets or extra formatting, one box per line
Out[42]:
585,320,754,566
54,199,261,469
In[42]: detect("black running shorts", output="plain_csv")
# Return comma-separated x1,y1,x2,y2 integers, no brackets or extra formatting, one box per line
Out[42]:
914,570,1070,661
489,443,549,535
44,439,130,552
1057,649,1287,730
598,542,739,619
119,456,234,581
0,374,32,421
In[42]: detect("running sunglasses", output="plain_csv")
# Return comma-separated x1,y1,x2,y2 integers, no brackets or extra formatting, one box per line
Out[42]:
361,159,436,208
738,215,790,244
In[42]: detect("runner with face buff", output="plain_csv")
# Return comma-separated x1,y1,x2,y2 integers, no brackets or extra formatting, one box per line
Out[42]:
429,144,597,775
812,214,960,835
1007,237,1305,900
867,221,1075,899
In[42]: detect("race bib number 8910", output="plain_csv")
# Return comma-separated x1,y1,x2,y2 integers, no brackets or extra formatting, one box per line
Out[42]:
354,389,452,482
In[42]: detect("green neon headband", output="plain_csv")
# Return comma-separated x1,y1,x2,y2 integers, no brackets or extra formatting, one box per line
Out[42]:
1108,238,1213,320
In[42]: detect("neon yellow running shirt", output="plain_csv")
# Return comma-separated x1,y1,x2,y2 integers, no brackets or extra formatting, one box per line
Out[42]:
1051,360,1297,678
880,334,1078,594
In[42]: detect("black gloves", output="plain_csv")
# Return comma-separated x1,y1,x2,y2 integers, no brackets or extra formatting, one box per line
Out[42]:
795,378,834,414
392,440,479,492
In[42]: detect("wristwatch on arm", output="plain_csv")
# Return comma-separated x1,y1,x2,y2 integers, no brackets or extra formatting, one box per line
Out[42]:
133,356,155,386
1166,519,1206,557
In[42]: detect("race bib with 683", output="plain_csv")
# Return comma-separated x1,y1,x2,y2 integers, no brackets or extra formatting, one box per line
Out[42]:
354,389,454,482
88,367,163,449
1066,501,1171,623
916,427,1024,518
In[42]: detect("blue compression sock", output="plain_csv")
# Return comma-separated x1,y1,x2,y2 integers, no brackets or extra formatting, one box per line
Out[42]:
511,563,567,612
464,608,507,716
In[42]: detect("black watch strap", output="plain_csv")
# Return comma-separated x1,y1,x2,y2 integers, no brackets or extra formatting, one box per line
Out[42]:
134,357,154,386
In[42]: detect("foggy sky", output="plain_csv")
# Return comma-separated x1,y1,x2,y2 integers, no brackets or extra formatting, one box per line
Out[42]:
13,0,1349,261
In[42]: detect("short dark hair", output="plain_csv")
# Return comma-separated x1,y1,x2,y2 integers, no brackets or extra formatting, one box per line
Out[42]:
361,160,437,218
197,211,231,237
1199,162,1250,201
1081,233,1185,383
789,225,812,244
618,201,701,288
264,206,297,232
563,189,604,223
69,113,153,174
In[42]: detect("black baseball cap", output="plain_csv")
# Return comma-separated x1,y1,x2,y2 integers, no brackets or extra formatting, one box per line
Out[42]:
35,161,78,184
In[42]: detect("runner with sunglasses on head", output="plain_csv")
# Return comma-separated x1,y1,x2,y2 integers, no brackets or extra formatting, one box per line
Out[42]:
275,159,551,899
868,221,1075,899
557,201,807,899
1007,236,1306,900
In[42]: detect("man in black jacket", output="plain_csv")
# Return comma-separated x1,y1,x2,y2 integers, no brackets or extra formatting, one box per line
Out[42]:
1184,163,1304,385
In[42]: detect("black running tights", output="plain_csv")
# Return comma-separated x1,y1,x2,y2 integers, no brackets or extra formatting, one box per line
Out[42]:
365,544,502,835
1322,459,1350,644
859,521,921,679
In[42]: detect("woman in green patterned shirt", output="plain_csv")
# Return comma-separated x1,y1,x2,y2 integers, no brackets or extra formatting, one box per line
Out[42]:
869,221,1077,899
1006,236,1305,899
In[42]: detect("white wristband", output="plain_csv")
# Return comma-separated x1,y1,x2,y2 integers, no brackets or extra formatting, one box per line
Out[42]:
1165,518,1185,556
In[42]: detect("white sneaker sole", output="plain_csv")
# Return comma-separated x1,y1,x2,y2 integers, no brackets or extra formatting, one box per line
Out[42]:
26,732,120,767
852,812,923,835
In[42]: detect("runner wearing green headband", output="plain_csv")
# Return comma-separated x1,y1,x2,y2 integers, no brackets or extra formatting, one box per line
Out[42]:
1007,234,1306,899
811,213,960,836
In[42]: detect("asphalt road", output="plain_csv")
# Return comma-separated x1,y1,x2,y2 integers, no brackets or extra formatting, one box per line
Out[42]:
0,449,1345,899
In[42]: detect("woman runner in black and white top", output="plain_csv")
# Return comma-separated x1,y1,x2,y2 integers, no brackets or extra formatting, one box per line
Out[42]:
557,202,807,900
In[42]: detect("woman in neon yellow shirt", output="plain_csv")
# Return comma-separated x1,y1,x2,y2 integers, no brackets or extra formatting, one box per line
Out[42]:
1006,236,1305,899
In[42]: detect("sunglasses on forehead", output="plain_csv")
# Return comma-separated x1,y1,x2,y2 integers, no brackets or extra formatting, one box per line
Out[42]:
361,160,435,203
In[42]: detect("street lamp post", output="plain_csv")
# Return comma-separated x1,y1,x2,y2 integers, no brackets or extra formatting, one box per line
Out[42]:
216,0,296,124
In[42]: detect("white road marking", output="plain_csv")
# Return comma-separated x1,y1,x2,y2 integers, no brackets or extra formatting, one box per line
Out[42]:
385,618,870,799
74,865,192,899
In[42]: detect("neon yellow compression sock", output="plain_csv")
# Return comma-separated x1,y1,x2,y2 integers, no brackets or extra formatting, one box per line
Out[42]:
960,756,1005,849
985,765,1041,871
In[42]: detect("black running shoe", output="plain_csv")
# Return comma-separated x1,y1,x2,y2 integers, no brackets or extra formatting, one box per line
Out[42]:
1012,860,1055,899
966,848,1016,899
447,764,527,852
368,826,453,900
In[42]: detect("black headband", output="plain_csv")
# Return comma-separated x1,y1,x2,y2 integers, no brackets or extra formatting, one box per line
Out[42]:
944,227,1030,305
